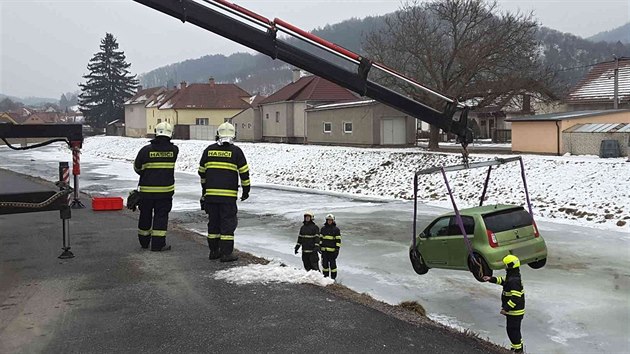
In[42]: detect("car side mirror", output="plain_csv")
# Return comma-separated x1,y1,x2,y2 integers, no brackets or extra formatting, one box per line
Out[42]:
419,232,427,238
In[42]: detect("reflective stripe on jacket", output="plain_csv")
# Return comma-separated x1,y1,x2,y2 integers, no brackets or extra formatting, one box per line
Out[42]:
320,222,341,253
297,221,320,252
491,269,525,316
198,143,250,202
134,137,178,199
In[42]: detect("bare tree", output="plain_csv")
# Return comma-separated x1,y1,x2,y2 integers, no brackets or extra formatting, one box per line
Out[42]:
365,0,555,149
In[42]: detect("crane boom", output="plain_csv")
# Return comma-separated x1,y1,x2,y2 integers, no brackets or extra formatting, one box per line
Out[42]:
133,0,474,147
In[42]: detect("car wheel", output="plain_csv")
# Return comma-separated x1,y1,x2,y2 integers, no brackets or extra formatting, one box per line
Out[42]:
468,253,492,282
409,247,429,275
528,258,547,269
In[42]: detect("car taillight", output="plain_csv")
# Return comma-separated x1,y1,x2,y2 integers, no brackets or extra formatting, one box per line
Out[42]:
486,229,498,248
533,221,540,238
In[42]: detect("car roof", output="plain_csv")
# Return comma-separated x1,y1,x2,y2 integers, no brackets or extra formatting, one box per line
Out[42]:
438,204,524,218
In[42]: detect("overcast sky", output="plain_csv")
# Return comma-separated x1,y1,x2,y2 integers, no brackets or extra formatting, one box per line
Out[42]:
1,0,629,99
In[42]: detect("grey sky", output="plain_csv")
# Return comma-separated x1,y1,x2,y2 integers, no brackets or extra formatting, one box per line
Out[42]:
1,0,629,99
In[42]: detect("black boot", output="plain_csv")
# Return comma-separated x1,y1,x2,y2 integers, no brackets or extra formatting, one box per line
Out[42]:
220,253,238,262
151,244,172,252
209,250,221,260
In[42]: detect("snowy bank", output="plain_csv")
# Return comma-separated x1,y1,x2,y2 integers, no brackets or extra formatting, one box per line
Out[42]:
82,136,629,230
213,262,334,286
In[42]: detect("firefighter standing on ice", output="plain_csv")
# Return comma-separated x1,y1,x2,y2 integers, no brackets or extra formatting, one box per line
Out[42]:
198,122,250,262
133,122,179,251
483,255,525,353
320,213,341,279
295,211,320,271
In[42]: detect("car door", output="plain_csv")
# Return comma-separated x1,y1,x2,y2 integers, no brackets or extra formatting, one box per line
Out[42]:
445,216,476,269
419,216,451,267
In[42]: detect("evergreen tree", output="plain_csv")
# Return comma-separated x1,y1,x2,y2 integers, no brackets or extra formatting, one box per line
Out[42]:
79,33,138,129
59,93,69,109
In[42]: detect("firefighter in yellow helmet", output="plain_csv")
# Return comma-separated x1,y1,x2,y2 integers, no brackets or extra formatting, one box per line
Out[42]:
133,122,179,251
198,122,250,262
483,255,525,353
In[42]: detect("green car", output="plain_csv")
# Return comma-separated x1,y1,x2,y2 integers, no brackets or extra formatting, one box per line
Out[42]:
409,204,547,281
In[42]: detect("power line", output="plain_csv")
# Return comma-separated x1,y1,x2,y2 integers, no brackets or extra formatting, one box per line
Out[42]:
553,57,630,73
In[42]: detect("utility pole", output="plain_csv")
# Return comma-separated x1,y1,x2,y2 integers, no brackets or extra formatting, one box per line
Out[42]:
613,56,619,109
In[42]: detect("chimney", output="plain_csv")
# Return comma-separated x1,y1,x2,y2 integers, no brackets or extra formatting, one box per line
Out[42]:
522,94,531,113
208,77,215,86
292,68,301,83
180,81,187,89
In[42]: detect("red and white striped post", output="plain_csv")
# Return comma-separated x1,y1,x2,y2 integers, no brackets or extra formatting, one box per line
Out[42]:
70,141,85,208
58,162,74,259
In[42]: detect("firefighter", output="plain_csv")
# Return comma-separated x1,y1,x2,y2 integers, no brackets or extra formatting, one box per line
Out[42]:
483,255,525,353
133,121,179,252
320,213,341,279
294,211,320,271
198,122,250,262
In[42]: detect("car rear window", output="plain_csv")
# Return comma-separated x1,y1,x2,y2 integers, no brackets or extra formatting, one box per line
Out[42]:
482,207,532,233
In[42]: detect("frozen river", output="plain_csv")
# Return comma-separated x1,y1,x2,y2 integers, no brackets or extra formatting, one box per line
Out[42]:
1,144,629,354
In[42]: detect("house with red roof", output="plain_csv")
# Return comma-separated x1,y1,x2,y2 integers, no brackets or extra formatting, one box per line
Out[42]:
259,72,358,143
145,78,252,139
124,86,166,137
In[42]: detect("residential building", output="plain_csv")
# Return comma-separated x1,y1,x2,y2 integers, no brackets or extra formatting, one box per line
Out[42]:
124,86,166,137
231,95,266,142
507,109,630,155
145,79,251,139
565,58,630,111
21,112,60,124
306,100,416,146
259,74,358,143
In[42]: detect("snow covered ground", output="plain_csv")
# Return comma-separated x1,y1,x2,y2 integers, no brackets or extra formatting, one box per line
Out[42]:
81,136,629,231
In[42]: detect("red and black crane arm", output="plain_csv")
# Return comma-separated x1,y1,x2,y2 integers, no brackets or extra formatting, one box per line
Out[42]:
133,0,473,147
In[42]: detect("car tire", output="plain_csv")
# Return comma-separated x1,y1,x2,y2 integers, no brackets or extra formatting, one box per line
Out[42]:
528,258,547,269
409,247,429,275
468,253,492,282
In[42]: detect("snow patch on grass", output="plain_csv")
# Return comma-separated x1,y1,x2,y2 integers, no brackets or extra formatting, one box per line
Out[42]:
213,261,334,286
79,136,630,231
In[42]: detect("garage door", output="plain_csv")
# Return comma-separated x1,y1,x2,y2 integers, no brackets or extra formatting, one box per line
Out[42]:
382,118,406,145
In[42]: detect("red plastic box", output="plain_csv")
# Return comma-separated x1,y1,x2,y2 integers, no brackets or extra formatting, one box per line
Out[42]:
92,197,124,211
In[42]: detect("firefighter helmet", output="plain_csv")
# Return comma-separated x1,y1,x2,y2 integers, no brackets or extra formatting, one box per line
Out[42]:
325,213,335,221
502,254,520,269
155,122,173,138
217,122,236,144
304,211,315,219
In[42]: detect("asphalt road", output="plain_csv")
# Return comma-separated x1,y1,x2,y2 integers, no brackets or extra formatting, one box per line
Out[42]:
0,169,500,353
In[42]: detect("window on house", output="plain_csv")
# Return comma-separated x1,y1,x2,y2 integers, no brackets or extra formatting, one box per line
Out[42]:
152,111,155,117
248,123,252,129
275,112,280,123
157,119,162,124
265,113,269,120
196,118,209,125
323,122,332,133
343,122,353,133
242,123,246,128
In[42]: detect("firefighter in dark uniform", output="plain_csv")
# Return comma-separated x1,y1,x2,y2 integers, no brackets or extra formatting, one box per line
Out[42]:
133,122,179,252
294,211,320,271
483,255,525,353
320,213,341,279
198,122,249,262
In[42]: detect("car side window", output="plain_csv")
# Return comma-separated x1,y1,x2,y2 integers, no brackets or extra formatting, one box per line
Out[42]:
427,217,451,237
447,216,475,236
